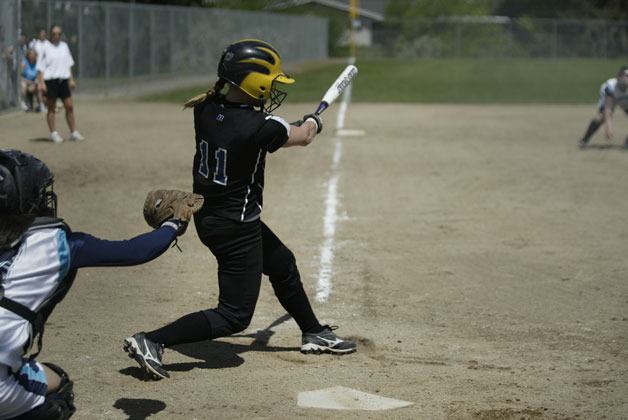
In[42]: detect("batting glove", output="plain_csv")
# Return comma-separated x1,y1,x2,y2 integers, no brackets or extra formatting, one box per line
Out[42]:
303,114,323,134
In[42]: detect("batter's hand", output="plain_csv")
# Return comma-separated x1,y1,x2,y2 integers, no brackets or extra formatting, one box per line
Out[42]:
303,113,323,134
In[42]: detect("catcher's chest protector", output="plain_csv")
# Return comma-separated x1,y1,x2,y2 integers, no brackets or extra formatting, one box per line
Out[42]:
0,217,77,360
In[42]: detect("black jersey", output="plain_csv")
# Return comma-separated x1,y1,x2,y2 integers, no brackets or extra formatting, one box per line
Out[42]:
192,96,290,222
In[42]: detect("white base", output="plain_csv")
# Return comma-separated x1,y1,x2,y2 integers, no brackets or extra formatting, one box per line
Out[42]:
297,386,413,411
337,128,365,137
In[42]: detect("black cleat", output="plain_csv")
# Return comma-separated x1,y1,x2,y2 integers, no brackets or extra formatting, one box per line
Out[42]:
301,325,357,355
123,332,169,380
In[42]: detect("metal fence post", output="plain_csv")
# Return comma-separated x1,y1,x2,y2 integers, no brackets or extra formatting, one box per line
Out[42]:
46,0,51,29
150,9,156,76
508,20,514,58
552,19,558,58
603,22,608,59
187,10,193,73
77,3,83,79
105,4,111,92
169,7,175,75
129,2,134,78
455,22,461,58
17,0,22,107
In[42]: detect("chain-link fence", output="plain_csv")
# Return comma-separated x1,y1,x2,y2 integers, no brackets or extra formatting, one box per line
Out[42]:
369,16,628,59
1,0,20,111
0,0,328,112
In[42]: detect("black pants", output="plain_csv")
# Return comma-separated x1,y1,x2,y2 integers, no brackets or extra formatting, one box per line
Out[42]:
195,214,321,338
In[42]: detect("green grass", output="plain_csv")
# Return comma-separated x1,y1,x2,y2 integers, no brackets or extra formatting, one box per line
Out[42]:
141,58,627,104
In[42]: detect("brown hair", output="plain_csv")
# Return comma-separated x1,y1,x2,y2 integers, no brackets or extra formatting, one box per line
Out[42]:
0,215,35,250
183,79,226,109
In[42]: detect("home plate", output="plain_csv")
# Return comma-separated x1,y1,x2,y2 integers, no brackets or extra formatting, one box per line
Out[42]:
297,386,413,411
337,128,365,136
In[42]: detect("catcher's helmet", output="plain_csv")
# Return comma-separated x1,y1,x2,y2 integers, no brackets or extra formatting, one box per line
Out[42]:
0,149,57,217
218,39,294,112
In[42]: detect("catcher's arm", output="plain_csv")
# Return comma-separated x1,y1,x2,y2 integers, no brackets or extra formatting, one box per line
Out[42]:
67,227,178,268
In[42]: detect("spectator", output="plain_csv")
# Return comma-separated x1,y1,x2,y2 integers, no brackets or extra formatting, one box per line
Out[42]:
36,24,84,143
28,28,47,59
20,49,43,112
17,33,27,61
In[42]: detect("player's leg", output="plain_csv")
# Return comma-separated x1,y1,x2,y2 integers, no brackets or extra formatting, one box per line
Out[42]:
63,97,75,133
261,222,356,354
60,81,83,141
261,221,321,333
624,108,628,149
0,361,75,419
125,216,263,379
44,80,62,143
196,216,263,337
579,111,604,149
20,79,29,111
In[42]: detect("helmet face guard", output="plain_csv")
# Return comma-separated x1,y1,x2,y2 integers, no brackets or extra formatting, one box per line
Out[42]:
42,181,57,218
266,76,288,113
0,150,57,217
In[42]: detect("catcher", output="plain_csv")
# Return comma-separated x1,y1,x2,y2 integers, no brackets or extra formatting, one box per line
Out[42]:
0,149,200,419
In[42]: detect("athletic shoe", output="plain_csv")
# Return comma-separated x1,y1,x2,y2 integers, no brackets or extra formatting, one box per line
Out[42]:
49,131,63,144
69,131,85,141
123,332,169,380
301,325,357,355
578,139,588,149
20,101,29,111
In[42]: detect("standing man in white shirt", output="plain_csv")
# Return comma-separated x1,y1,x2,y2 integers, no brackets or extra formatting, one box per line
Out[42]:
28,28,47,60
36,25,84,144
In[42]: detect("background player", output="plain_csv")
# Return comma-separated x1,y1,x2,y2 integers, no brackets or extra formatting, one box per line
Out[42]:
125,39,356,381
578,65,628,149
0,149,192,418
36,24,84,143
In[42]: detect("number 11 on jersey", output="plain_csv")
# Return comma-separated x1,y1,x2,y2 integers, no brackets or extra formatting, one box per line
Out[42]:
199,140,228,186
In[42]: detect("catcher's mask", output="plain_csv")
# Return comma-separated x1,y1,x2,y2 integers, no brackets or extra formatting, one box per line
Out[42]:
218,39,295,113
0,149,57,217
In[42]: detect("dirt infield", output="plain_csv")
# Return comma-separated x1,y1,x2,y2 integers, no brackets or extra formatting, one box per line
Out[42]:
1,101,627,419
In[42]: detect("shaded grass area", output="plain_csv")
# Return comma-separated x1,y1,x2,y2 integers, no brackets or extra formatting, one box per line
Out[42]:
141,58,626,104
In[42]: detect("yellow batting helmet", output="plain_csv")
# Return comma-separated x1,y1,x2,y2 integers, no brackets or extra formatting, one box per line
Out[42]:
218,39,294,112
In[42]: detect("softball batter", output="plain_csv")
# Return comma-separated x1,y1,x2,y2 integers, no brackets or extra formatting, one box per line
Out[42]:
578,65,628,149
125,39,356,380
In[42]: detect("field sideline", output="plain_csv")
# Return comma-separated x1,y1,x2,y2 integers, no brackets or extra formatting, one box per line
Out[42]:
142,58,627,104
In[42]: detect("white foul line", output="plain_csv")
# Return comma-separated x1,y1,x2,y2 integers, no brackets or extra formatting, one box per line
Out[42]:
315,77,352,303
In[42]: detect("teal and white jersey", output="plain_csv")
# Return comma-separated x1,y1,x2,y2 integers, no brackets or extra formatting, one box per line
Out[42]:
0,227,70,371
598,78,628,111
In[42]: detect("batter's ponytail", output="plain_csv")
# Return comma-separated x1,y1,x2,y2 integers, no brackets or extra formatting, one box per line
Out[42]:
183,79,226,109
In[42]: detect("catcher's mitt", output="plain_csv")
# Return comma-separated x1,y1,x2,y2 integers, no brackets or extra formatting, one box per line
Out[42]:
143,190,204,229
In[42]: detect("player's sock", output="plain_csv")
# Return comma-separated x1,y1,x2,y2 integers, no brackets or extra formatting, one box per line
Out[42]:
581,119,601,144
145,311,212,347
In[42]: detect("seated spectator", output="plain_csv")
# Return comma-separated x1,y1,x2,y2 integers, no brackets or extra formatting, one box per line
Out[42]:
20,49,43,112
